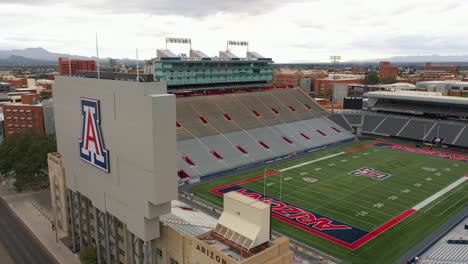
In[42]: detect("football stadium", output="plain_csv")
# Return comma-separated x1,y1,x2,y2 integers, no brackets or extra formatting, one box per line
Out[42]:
48,41,468,264
190,140,468,263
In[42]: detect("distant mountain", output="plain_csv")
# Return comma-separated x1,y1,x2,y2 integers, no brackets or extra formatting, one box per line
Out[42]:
350,55,468,63
0,47,141,65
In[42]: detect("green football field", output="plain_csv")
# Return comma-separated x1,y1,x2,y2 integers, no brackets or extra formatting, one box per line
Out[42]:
190,140,468,264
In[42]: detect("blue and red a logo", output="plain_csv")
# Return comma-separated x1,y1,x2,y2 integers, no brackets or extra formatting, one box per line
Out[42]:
79,98,109,172
349,168,390,180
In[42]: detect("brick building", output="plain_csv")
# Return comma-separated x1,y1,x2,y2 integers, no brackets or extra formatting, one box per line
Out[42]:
273,69,328,87
315,76,365,97
2,94,45,137
378,61,398,80
0,76,27,87
425,63,456,72
58,57,96,75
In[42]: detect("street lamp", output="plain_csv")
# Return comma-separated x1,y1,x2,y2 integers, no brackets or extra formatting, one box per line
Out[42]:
330,56,341,114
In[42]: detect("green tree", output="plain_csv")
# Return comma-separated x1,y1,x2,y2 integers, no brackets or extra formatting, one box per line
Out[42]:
381,77,397,84
366,72,379,85
40,90,53,100
79,246,98,264
0,131,56,191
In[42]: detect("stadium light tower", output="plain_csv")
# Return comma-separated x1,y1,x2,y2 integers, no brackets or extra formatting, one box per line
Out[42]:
330,56,341,114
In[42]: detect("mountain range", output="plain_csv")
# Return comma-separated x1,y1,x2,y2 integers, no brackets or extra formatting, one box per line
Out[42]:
349,55,468,63
1,47,468,65
0,47,141,65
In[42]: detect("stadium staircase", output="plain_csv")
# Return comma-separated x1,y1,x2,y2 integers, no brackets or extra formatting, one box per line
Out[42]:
176,88,356,182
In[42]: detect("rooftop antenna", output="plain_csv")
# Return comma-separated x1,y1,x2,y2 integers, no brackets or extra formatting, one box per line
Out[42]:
95,32,101,79
136,48,139,82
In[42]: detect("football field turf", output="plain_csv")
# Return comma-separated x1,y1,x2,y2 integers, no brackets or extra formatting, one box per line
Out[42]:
190,140,468,263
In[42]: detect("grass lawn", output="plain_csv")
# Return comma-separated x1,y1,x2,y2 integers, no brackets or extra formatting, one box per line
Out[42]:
190,140,468,264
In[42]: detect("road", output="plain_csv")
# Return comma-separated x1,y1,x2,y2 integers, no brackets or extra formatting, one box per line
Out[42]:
0,197,59,264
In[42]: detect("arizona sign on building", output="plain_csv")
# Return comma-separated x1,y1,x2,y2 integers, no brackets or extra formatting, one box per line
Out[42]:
79,98,109,172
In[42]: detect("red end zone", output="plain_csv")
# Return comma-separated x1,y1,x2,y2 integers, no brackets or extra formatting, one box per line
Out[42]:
207,142,434,249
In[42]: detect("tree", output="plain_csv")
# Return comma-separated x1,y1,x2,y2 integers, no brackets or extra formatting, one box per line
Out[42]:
0,131,56,191
79,246,98,264
40,90,53,100
366,72,379,85
381,77,397,84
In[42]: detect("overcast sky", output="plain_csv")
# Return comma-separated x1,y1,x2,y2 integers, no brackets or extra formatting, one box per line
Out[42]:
1,0,467,62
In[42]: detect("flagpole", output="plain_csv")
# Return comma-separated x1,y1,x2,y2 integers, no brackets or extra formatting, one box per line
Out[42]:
263,168,266,199
95,32,100,79
136,48,139,82
279,171,283,202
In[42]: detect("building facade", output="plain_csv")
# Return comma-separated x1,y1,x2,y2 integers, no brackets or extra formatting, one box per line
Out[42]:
315,77,365,97
2,94,45,137
378,61,398,80
0,82,12,93
59,57,97,75
425,63,456,72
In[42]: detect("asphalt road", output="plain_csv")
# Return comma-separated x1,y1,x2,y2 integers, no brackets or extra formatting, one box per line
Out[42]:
0,197,58,264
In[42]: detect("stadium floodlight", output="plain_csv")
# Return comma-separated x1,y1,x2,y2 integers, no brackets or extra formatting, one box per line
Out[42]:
227,40,249,51
166,37,192,50
330,56,341,114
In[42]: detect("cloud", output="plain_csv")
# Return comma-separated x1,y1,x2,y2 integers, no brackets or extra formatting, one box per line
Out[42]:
0,0,299,17
1,0,468,62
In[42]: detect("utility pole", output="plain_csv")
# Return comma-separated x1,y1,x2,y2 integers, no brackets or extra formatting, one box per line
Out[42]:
330,56,341,114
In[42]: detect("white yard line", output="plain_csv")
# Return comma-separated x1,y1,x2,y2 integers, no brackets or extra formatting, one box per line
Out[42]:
279,152,346,172
412,176,468,211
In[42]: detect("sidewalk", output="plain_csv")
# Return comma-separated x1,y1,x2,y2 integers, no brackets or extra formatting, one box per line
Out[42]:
0,180,80,264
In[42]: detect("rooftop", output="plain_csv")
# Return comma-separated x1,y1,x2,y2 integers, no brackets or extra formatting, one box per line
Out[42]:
365,91,468,105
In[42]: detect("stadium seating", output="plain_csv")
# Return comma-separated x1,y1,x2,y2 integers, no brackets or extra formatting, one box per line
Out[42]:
398,118,436,140
327,114,353,132
176,89,355,180
426,243,468,262
373,115,410,135
335,111,468,148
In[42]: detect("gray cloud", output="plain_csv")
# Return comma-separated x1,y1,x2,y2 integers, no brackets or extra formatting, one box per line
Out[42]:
352,35,468,54
1,0,298,17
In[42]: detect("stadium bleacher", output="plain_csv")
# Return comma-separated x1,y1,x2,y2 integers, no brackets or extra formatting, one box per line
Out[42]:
335,111,468,147
176,89,355,181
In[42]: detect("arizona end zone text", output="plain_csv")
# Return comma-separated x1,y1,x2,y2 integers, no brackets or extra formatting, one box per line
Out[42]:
209,142,468,249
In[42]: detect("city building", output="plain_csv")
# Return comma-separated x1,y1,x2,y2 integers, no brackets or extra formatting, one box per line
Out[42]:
151,48,277,95
2,94,45,137
58,57,96,75
49,75,294,263
314,74,365,97
425,62,456,72
0,82,12,93
273,69,328,88
42,99,55,139
378,61,398,80
417,81,468,97
0,75,27,87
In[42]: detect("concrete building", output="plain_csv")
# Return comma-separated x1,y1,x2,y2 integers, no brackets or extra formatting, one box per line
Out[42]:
42,99,55,139
378,61,398,80
49,75,294,263
2,94,45,137
59,57,97,75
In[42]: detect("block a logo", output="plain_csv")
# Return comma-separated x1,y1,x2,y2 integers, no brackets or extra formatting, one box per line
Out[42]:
79,98,109,172
349,168,390,180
